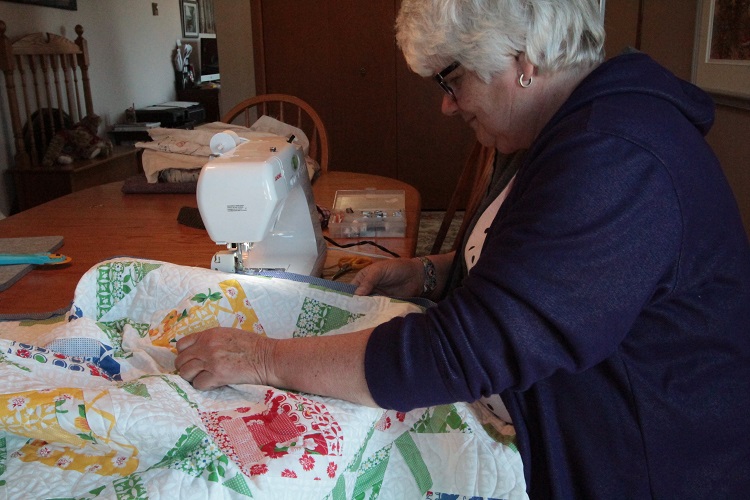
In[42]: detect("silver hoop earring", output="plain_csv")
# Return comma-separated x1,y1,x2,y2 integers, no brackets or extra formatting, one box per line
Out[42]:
519,73,533,88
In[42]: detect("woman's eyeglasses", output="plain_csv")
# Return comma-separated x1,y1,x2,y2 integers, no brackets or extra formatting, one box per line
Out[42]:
434,61,461,100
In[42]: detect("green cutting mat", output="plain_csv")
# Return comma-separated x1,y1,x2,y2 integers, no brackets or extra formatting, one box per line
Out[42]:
0,236,64,292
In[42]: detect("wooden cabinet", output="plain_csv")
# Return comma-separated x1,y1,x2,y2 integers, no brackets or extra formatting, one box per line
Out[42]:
9,147,139,212
249,0,474,209
177,87,222,122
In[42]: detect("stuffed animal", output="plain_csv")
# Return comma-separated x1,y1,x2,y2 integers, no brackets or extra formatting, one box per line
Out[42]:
42,114,113,167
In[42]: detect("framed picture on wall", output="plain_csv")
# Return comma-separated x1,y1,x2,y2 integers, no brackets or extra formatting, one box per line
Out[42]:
181,0,200,38
0,0,76,9
692,0,750,107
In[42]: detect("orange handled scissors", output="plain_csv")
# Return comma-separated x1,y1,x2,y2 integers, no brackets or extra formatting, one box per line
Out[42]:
331,256,372,280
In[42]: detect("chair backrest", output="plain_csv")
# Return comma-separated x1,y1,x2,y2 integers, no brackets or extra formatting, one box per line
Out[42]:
431,141,496,254
0,21,94,169
221,93,329,174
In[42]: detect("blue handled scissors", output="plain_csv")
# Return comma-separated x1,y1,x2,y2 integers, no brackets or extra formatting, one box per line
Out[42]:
0,253,72,266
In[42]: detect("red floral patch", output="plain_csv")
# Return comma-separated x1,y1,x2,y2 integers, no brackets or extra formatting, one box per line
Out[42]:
250,463,268,476
199,389,344,479
299,454,315,471
327,461,337,478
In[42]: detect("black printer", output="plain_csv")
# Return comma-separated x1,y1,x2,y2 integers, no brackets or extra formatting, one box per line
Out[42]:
135,102,205,127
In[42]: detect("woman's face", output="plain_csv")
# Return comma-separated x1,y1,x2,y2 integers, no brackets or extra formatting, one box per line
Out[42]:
440,62,537,154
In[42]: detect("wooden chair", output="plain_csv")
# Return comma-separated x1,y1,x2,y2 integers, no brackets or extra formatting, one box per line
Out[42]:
0,21,94,168
222,94,330,174
431,141,496,254
0,21,138,211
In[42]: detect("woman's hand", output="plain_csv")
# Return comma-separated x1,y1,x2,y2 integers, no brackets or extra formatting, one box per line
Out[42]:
175,326,378,407
352,252,456,299
351,257,424,297
175,327,273,390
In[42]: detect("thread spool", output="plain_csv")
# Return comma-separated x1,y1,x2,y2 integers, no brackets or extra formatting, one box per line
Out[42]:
209,130,242,155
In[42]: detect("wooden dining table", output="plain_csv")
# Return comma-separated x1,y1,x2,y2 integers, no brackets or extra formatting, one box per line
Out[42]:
0,172,421,315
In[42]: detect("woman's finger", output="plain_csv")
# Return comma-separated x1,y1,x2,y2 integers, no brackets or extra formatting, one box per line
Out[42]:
192,369,221,391
175,356,204,382
175,330,202,352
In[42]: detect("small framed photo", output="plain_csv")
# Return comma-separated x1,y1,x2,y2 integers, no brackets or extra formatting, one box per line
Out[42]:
692,0,750,108
181,0,200,38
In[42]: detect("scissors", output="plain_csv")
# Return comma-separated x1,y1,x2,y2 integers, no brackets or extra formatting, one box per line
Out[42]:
331,256,372,280
0,253,72,266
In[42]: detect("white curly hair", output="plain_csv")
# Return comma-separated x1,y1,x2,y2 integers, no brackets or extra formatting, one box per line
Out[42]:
396,0,606,82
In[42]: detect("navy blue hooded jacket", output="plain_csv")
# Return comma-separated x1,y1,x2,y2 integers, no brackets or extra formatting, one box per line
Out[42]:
365,53,750,498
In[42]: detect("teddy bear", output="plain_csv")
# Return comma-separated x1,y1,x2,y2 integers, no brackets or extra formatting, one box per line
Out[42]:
42,114,113,167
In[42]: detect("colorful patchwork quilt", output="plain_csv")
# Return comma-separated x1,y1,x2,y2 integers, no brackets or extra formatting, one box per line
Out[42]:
0,258,526,499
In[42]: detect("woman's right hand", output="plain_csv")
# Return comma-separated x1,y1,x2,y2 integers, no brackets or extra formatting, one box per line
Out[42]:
351,257,424,297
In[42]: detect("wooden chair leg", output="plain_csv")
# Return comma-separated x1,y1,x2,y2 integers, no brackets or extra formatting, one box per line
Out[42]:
451,147,495,252
431,142,495,255
431,144,481,254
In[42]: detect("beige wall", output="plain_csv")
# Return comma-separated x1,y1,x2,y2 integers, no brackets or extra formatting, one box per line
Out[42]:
605,0,750,234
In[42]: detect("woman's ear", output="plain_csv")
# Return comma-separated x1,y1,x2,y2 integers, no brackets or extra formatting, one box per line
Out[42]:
515,52,537,78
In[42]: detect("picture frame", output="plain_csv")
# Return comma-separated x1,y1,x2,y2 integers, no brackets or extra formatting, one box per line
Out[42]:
181,0,200,39
0,0,76,10
692,0,750,108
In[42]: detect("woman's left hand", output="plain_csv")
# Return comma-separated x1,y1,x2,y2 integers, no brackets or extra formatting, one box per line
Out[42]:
175,327,272,390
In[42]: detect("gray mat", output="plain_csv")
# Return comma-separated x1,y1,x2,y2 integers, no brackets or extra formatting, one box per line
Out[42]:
0,236,64,292
121,174,197,194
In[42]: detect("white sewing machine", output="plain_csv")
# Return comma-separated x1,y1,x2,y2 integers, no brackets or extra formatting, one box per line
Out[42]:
197,136,327,276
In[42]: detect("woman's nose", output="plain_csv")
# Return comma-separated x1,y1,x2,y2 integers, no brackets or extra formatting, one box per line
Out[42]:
441,94,459,116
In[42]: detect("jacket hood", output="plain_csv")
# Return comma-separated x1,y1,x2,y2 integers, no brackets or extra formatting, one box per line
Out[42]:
562,51,715,136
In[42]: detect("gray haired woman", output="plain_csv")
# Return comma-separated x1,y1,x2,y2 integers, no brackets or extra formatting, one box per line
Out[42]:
177,1,750,497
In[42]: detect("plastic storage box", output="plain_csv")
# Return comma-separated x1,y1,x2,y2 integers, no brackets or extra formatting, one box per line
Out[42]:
328,189,406,238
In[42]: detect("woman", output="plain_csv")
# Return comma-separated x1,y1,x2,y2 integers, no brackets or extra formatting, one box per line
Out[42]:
176,0,750,496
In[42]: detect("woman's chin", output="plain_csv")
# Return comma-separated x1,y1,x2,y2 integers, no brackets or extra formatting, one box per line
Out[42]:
474,130,497,149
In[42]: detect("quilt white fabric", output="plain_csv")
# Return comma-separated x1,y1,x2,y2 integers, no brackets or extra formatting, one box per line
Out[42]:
0,258,526,499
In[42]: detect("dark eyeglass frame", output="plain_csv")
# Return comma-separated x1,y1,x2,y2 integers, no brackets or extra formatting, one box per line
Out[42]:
434,61,461,100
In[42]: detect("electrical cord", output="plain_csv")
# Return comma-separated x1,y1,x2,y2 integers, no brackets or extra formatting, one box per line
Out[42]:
323,236,400,258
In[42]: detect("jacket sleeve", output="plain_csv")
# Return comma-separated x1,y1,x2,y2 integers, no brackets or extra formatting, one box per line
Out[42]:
365,129,683,411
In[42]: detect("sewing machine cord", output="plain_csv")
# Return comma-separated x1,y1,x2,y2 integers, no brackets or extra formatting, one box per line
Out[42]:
323,236,400,258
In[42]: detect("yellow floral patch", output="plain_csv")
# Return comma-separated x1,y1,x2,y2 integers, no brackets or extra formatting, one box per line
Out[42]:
0,388,139,475
0,389,88,447
16,439,138,476
148,279,263,351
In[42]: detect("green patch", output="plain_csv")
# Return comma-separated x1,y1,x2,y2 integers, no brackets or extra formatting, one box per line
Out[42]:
223,473,253,497
113,473,148,499
411,405,470,434
159,376,198,409
121,381,151,399
294,297,364,337
0,436,6,479
95,261,161,319
0,352,31,372
351,444,391,500
97,318,150,350
192,288,223,304
151,425,241,495
395,432,432,494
